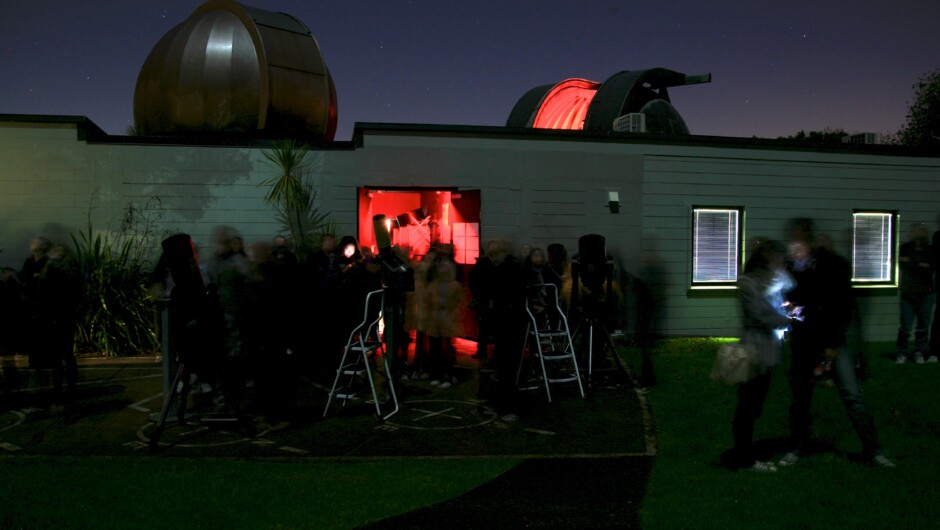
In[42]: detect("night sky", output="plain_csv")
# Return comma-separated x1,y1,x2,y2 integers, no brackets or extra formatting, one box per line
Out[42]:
2,0,938,141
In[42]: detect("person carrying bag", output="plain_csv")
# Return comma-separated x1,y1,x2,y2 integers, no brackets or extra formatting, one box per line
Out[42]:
721,238,797,472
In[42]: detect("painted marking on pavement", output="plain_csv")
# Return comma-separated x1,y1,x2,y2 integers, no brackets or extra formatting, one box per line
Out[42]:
0,410,27,434
137,423,260,448
278,446,310,455
411,407,462,422
524,428,557,436
127,392,163,413
385,400,496,431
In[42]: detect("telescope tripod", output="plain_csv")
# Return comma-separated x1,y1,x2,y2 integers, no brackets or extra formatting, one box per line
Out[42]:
571,315,628,395
149,355,245,451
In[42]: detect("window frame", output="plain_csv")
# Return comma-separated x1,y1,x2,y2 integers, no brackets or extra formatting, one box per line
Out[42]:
690,206,744,289
851,210,898,287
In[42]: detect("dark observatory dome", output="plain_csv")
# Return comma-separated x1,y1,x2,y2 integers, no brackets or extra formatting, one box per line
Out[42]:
134,0,337,140
506,67,710,135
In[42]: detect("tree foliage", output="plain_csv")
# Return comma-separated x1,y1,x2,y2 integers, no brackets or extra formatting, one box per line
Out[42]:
778,128,848,144
898,69,940,148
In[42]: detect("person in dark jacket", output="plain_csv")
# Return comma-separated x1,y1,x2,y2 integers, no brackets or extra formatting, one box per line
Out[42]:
779,221,894,468
895,222,933,364
1,267,24,392
930,217,940,363
20,237,51,369
481,240,527,422
37,244,82,405
468,240,498,360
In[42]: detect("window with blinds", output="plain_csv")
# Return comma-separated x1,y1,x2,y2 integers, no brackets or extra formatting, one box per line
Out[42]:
692,207,742,285
852,211,896,283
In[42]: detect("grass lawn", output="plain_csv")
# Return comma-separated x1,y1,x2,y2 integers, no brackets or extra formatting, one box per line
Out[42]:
634,338,940,529
2,338,937,529
0,457,519,529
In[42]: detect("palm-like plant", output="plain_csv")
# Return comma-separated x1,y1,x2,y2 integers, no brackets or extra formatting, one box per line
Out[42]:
261,139,332,258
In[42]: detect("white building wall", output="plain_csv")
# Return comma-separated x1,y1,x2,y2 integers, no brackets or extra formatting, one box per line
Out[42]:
0,121,277,265
3,118,939,343
640,146,940,341
331,134,645,272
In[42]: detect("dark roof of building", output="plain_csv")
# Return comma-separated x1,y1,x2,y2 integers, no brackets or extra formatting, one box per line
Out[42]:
2,113,938,158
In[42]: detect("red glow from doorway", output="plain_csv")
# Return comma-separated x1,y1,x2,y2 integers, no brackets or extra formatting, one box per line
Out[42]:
358,189,479,265
532,78,601,130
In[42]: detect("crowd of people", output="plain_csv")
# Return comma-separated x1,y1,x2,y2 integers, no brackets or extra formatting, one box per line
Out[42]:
724,217,940,472
0,237,82,406
0,223,624,424
142,227,603,424
16,213,931,454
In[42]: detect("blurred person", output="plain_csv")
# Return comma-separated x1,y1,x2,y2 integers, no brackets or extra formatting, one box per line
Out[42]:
780,220,894,468
931,215,940,363
433,243,460,280
20,237,51,291
546,243,569,280
302,234,338,378
241,239,273,363
481,240,527,422
1,267,24,393
202,226,250,401
267,237,302,354
148,234,227,416
634,248,666,388
425,258,464,388
469,240,499,360
817,234,869,380
37,244,82,406
230,236,248,259
269,236,302,348
411,246,436,378
204,227,250,354
305,234,337,285
19,237,51,369
524,247,563,330
895,223,933,364
242,240,302,428
724,239,795,472
519,244,531,262
331,236,382,354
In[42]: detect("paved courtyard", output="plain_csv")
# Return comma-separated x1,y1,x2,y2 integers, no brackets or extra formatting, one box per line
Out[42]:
1,352,654,528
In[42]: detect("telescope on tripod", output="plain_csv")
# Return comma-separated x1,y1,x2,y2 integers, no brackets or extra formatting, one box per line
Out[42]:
569,234,627,393
149,233,243,450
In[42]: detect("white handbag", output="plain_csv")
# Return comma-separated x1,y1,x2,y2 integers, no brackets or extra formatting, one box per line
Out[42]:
710,342,756,385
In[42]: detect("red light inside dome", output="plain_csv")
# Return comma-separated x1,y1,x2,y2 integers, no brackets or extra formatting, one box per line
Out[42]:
532,78,601,130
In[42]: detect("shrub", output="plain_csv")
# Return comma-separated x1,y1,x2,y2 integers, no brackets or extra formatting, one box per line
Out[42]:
71,229,159,357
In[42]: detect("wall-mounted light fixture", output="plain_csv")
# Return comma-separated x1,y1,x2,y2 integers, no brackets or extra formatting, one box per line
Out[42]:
607,191,620,214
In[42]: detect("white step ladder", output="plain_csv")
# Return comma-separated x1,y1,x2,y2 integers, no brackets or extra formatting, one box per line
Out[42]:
323,289,399,420
516,283,585,402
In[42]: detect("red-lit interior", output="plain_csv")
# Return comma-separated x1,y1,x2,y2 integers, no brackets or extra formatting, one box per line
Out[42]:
532,78,601,130
357,188,481,265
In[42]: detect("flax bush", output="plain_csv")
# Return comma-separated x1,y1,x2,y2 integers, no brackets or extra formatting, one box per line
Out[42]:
71,197,163,357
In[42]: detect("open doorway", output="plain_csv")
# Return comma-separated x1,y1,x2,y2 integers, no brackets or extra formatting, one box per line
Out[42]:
357,187,481,264
357,187,483,343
